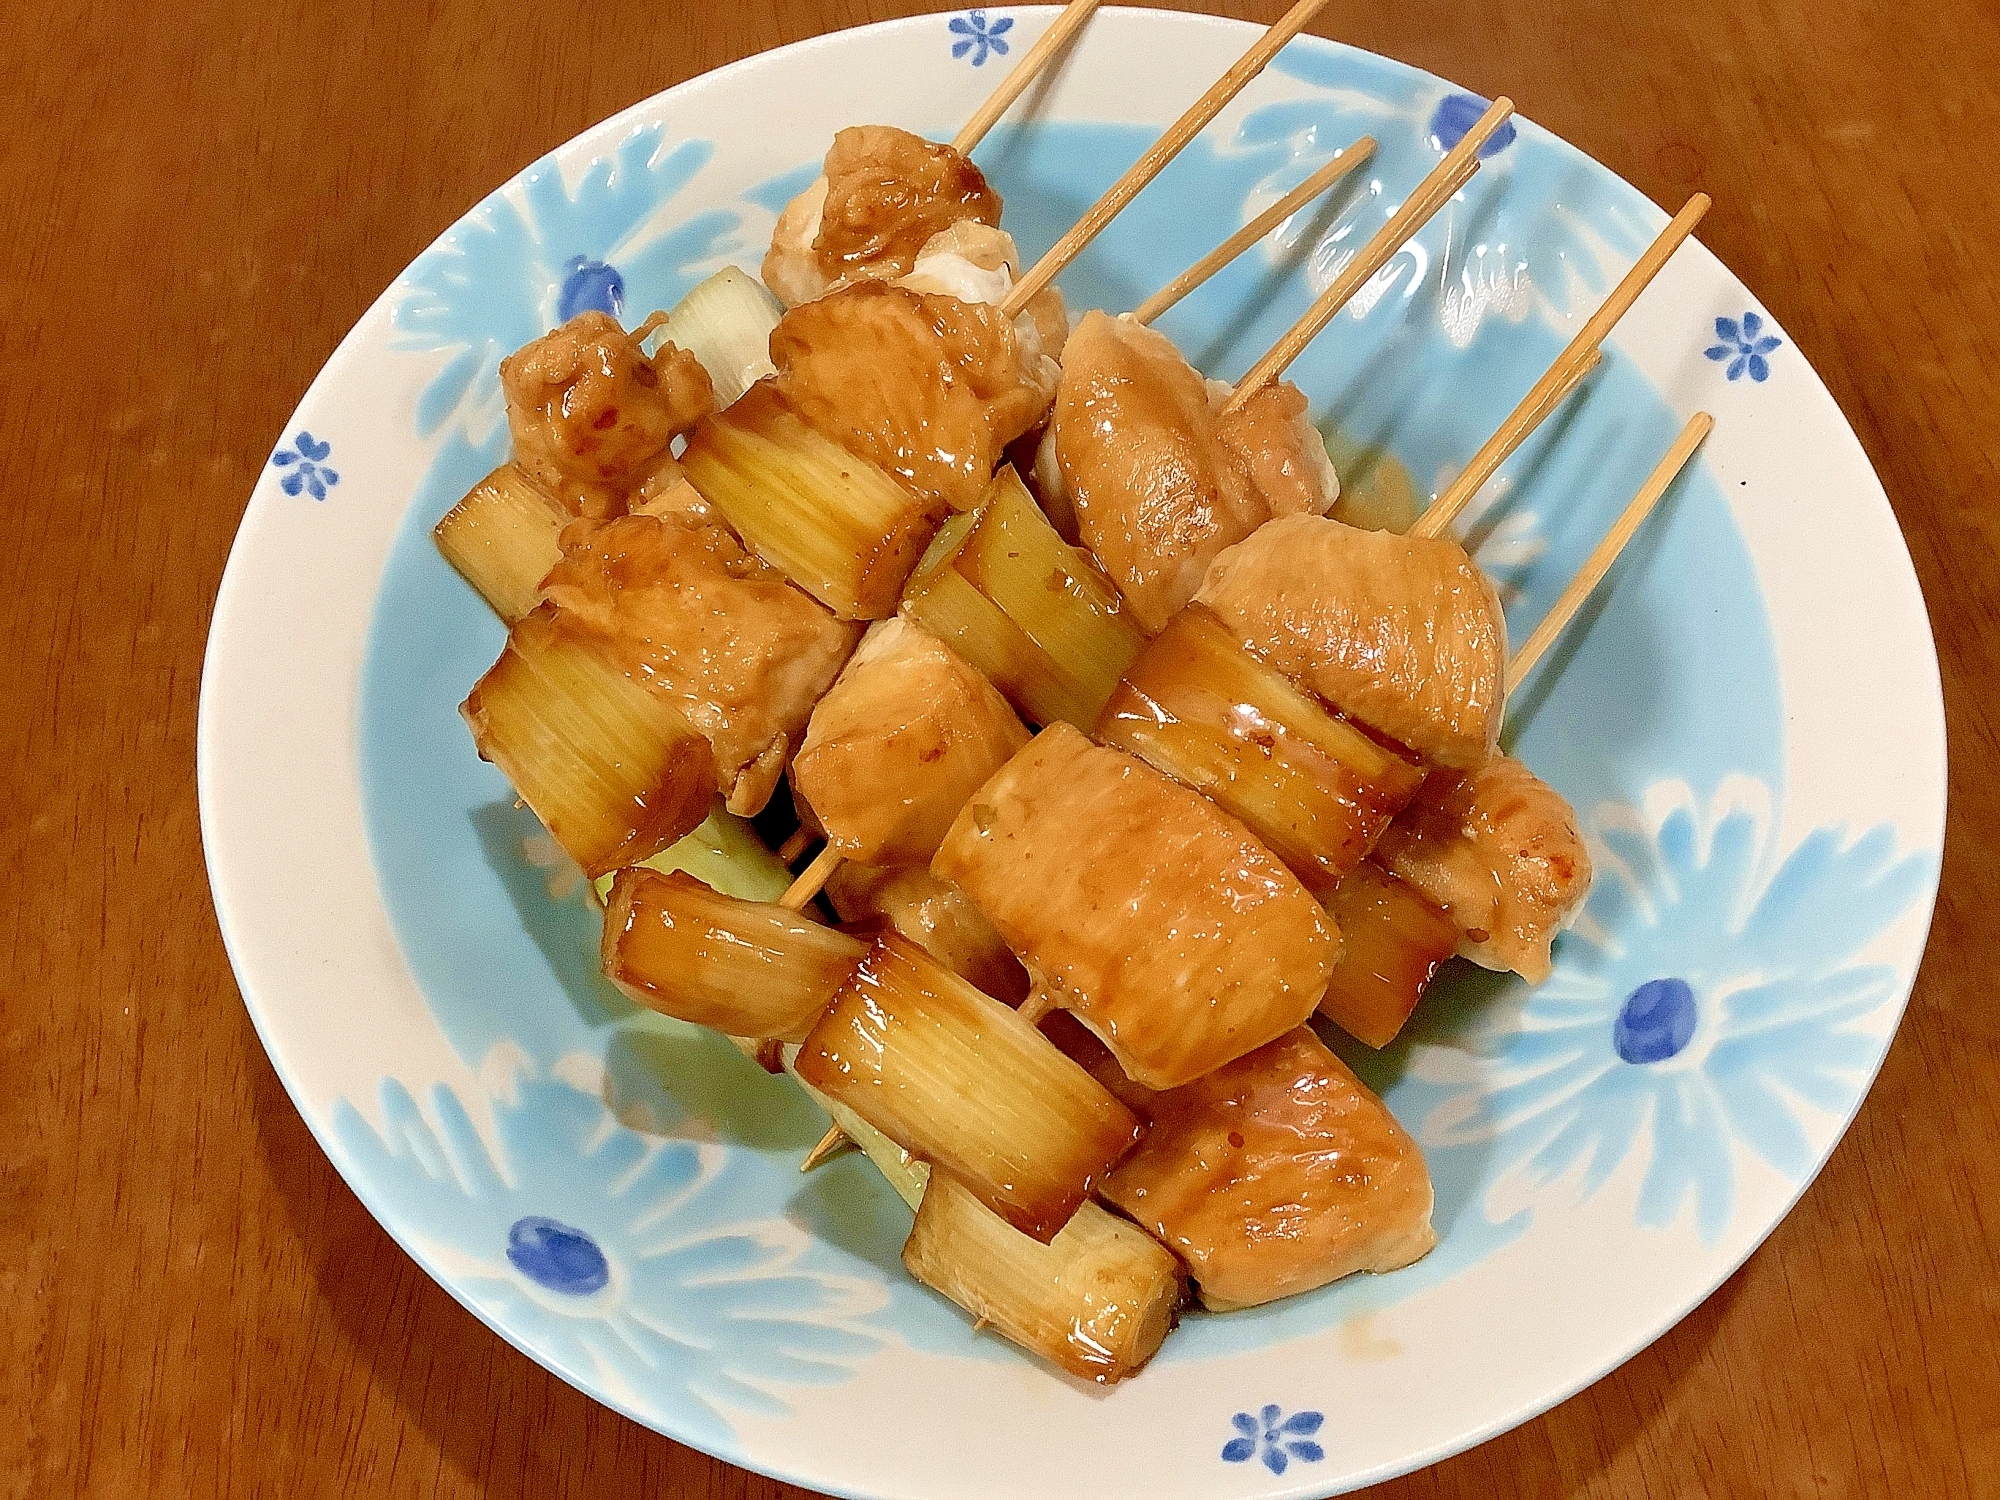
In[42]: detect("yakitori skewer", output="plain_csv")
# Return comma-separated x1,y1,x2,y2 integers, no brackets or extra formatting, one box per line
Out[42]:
951,0,1105,155
1130,139,1376,325
1220,95,1515,414
1000,0,1337,318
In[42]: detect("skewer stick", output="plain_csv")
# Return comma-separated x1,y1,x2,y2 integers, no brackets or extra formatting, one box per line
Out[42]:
1221,96,1514,414
776,827,815,865
1506,412,1713,694
951,0,1104,156
779,841,844,911
1130,138,1377,325
1001,0,1337,318
801,1123,857,1172
1410,193,1712,541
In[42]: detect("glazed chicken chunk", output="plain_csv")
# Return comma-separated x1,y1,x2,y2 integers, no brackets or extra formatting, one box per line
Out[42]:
1372,753,1593,983
763,125,1004,307
932,723,1340,1090
537,511,861,816
1099,1026,1436,1311
500,311,716,517
1197,514,1507,769
792,617,1031,865
825,861,1030,1007
772,279,1058,514
1050,312,1336,632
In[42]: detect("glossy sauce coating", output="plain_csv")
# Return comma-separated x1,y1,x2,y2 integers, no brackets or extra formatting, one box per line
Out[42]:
1316,860,1460,1047
499,311,715,517
825,861,1029,1007
1054,311,1266,633
761,126,1002,306
932,723,1339,1090
773,280,1055,514
1373,753,1592,983
1197,513,1508,769
1212,378,1340,521
1100,1026,1436,1311
537,512,860,815
793,617,1030,864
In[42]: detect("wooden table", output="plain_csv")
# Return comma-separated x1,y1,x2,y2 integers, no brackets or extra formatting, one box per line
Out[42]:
8,0,1995,1494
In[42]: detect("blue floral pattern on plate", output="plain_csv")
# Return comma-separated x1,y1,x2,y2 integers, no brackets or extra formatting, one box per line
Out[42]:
1706,311,1782,382
949,10,1012,66
1222,1406,1326,1474
1415,780,1934,1244
332,1065,890,1446
271,431,338,500
1429,92,1518,157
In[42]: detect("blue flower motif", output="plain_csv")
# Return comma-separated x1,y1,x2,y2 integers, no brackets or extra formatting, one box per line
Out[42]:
1222,1405,1326,1475
1706,310,1782,382
331,1061,889,1446
949,9,1013,66
271,430,339,500
393,122,739,440
1429,92,1518,158
1416,780,1934,1244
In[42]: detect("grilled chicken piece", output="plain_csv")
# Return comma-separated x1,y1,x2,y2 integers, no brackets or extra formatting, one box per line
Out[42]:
762,126,1003,307
932,723,1339,1089
1212,378,1339,521
1373,754,1592,984
1197,514,1507,769
1053,312,1265,633
792,618,1030,865
772,280,1057,514
537,512,860,816
500,311,716,518
1100,1026,1436,1311
825,861,1030,1007
897,221,1071,363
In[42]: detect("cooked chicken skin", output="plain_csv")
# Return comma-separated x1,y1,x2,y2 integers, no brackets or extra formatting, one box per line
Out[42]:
1100,1026,1436,1311
932,723,1340,1090
772,280,1056,513
537,513,860,816
1054,311,1266,633
1197,514,1507,769
500,312,716,518
1372,754,1592,984
792,618,1031,865
825,861,1030,1007
762,126,1003,307
1212,378,1340,521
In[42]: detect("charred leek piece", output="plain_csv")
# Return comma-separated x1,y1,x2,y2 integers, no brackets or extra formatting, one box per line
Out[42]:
795,932,1142,1241
590,799,794,907
657,267,783,407
901,467,1144,729
1097,606,1426,897
679,382,938,620
601,868,866,1043
1317,861,1458,1047
903,1170,1186,1384
433,464,567,622
461,604,714,877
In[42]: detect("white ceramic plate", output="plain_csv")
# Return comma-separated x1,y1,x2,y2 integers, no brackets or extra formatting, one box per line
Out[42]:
199,8,1945,1496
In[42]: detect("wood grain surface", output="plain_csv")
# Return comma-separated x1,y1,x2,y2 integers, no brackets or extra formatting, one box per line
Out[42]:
6,0,1996,1495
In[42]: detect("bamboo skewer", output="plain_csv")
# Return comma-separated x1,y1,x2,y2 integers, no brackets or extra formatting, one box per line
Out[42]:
951,0,1104,156
779,841,845,911
1130,139,1377,325
1220,96,1515,415
1409,193,1712,541
801,1125,858,1172
1001,0,1337,318
776,826,815,865
1507,412,1713,693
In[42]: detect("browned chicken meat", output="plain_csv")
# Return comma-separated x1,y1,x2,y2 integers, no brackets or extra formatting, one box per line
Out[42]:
932,723,1340,1090
1197,514,1507,769
792,617,1030,865
537,511,860,816
1100,1026,1436,1311
500,311,716,517
1050,313,1335,632
1372,753,1592,983
772,280,1057,514
763,126,1004,307
825,861,1029,1007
